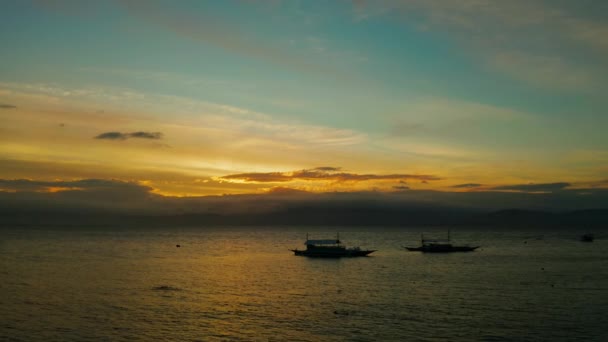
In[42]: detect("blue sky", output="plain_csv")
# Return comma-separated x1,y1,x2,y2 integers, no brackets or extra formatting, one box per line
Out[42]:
1,0,607,197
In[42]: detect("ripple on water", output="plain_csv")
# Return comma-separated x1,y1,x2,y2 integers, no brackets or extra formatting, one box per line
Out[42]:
151,285,182,291
2,227,607,341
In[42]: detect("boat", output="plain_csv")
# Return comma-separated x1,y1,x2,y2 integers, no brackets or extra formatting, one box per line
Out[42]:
581,233,594,242
404,230,479,253
290,233,376,257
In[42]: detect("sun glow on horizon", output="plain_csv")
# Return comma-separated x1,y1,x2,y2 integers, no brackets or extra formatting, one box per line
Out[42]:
1,1,607,207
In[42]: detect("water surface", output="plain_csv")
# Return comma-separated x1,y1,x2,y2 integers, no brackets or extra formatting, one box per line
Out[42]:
1,226,607,341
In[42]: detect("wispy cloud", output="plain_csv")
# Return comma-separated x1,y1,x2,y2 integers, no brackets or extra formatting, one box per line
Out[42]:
314,166,342,172
1,81,366,148
352,0,608,91
264,186,311,195
94,131,163,140
118,0,338,76
220,167,440,183
0,178,150,193
389,97,526,136
0,81,374,185
0,103,17,109
488,51,597,90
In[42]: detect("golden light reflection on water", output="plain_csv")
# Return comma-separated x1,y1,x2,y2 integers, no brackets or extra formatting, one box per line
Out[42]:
1,227,607,340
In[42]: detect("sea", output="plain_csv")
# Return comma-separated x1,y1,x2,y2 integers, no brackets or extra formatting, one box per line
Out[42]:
1,226,607,341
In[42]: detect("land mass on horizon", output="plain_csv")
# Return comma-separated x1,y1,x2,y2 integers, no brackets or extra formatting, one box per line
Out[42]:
2,207,607,228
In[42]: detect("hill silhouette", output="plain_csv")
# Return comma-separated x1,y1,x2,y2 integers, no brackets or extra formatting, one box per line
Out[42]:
2,206,607,228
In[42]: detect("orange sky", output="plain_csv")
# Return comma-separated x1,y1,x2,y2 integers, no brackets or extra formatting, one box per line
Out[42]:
1,1,607,200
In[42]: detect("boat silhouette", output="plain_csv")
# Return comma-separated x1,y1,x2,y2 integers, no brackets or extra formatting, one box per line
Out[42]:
404,230,479,253
291,233,376,257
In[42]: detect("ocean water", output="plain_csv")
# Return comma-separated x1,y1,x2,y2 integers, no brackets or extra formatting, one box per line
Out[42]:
1,226,607,341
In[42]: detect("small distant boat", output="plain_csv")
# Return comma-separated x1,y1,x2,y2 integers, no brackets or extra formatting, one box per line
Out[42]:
581,233,594,242
404,230,479,253
291,233,376,257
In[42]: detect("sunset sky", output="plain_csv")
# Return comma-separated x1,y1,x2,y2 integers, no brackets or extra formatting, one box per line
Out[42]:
1,1,607,208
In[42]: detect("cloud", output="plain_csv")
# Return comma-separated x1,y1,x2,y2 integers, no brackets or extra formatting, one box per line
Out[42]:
0,178,151,193
351,0,608,91
1,81,367,150
118,0,337,76
94,131,163,140
95,132,128,140
2,178,608,219
393,185,410,191
451,183,483,189
128,131,163,139
0,178,158,214
265,186,311,195
313,166,342,172
490,182,571,192
390,122,424,137
0,103,17,109
219,167,440,183
488,51,596,90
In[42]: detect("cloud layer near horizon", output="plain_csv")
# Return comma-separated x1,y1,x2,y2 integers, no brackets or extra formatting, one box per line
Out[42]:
219,167,440,183
1,178,606,215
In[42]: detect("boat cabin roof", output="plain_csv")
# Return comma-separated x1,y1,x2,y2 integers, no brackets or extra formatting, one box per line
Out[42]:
305,239,341,245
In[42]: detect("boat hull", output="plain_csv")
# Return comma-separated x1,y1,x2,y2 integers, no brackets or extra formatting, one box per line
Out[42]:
291,249,375,257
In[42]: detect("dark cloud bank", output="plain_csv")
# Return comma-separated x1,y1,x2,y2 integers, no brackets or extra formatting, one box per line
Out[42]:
1,179,607,227
220,167,440,183
451,183,483,189
95,131,163,140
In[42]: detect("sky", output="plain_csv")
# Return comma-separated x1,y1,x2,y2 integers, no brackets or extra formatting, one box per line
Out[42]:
1,0,607,212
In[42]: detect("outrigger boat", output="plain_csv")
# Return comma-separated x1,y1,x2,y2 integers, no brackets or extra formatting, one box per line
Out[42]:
291,233,376,257
404,230,479,253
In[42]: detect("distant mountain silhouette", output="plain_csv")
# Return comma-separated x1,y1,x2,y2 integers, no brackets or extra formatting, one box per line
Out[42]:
2,206,607,228
471,209,557,225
